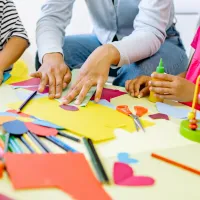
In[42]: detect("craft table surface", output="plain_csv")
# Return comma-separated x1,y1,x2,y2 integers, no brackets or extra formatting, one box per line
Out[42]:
0,83,200,200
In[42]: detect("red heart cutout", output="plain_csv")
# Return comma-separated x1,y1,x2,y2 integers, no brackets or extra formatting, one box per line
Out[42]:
113,162,155,186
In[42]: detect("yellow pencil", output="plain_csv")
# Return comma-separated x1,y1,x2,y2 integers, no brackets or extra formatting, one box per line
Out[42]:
22,134,42,154
192,75,200,112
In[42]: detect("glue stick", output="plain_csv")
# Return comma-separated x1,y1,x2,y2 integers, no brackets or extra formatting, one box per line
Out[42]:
148,58,165,103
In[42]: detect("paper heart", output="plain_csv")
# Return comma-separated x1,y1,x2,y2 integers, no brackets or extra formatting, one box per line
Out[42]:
113,162,155,186
117,153,138,164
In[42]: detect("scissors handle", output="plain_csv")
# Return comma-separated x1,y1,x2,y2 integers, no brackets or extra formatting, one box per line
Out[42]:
116,105,132,116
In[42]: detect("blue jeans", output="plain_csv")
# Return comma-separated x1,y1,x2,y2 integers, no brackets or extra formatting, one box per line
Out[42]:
36,26,188,87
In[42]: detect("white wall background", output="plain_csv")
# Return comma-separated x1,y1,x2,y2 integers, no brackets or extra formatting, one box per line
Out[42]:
14,0,200,71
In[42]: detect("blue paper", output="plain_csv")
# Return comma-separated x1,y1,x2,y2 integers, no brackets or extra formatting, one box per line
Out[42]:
3,72,11,83
117,152,139,164
92,99,116,109
33,119,64,130
3,120,28,135
0,112,18,117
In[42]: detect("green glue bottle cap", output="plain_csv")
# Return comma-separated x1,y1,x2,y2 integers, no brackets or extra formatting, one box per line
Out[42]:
156,58,165,73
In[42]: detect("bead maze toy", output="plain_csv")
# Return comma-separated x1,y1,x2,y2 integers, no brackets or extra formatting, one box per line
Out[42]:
180,75,200,142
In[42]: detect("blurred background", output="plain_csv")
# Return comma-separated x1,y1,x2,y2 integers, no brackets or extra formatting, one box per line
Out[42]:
13,0,200,72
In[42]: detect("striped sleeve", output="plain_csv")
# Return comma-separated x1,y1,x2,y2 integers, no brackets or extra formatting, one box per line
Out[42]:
0,0,29,48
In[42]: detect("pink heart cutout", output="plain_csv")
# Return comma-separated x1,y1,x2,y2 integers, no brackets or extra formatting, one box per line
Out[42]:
113,162,155,186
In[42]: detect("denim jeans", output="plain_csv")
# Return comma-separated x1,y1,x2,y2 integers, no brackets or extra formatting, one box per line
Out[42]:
36,25,188,87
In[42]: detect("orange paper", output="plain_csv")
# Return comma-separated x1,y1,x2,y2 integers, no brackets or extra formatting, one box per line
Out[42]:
0,116,16,125
4,153,111,200
134,106,148,117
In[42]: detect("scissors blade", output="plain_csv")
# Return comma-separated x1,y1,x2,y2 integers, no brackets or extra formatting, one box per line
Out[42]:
131,114,145,133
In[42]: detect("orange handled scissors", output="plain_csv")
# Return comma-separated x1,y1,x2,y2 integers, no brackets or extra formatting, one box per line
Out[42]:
116,105,145,132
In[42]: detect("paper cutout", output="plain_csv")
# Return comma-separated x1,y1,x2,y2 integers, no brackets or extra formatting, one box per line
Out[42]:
2,120,28,135
25,122,58,136
16,116,33,122
95,99,116,110
25,86,49,94
0,194,14,200
5,60,30,84
7,110,31,118
11,78,40,86
113,162,155,186
60,105,79,111
3,72,11,83
0,112,18,117
32,119,64,130
149,113,169,120
117,153,138,164
8,97,135,142
134,106,148,117
91,88,126,102
4,153,111,200
0,116,16,125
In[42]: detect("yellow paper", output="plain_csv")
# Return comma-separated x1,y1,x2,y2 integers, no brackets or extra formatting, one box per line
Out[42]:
8,97,136,142
5,60,30,84
16,116,33,122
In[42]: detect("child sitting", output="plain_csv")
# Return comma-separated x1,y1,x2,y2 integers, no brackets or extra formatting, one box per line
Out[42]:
0,0,29,84
126,26,200,109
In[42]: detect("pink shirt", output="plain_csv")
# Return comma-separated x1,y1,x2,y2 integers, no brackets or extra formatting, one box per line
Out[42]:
183,27,200,110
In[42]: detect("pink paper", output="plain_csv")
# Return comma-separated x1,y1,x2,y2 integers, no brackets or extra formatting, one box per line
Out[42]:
149,113,169,120
11,78,40,86
113,162,155,186
91,88,126,102
0,194,14,200
27,86,49,94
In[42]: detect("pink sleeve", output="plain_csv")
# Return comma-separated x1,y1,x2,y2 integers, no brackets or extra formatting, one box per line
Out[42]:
191,27,200,49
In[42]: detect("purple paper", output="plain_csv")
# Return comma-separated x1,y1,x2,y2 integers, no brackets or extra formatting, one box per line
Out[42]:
60,105,79,111
149,113,169,120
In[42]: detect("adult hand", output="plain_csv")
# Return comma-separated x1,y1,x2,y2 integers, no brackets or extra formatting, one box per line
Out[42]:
62,44,120,105
30,53,71,99
0,70,3,85
125,76,151,98
149,73,195,102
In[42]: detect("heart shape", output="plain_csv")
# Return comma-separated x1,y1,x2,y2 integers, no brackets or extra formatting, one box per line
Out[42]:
113,162,155,186
117,152,138,164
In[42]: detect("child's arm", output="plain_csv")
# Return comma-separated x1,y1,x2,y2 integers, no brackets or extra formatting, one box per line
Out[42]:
149,73,195,102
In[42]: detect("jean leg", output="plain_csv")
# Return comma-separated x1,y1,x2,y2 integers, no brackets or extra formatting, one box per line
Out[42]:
113,39,188,87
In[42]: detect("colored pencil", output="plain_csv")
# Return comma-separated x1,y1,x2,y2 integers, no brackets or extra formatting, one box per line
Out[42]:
83,137,109,184
58,131,81,143
4,133,10,153
151,153,200,176
20,136,35,153
29,132,51,153
9,137,21,153
23,134,42,154
17,90,37,112
45,136,77,152
10,136,23,153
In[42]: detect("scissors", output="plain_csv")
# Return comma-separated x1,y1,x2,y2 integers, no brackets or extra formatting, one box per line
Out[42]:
116,105,145,132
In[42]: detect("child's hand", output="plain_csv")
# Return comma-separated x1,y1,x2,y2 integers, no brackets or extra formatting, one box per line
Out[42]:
125,76,151,98
149,73,195,102
0,71,3,85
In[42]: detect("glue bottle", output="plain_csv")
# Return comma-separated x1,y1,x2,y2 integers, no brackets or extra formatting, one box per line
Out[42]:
148,58,165,103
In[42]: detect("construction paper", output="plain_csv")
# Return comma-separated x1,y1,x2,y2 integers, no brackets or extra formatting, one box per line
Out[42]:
91,88,126,102
7,110,31,118
117,153,138,164
25,122,58,136
0,194,14,200
16,116,33,122
60,105,79,111
8,97,135,142
149,113,169,120
95,99,116,110
32,119,64,130
4,153,111,200
0,112,18,117
2,120,28,135
5,60,30,84
24,86,49,94
11,78,40,86
113,162,155,186
0,116,16,125
134,106,148,117
3,72,11,83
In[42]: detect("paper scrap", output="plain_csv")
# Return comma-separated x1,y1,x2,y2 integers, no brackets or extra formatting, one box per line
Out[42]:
149,113,169,120
32,119,64,130
4,153,111,200
95,99,116,110
113,162,155,186
0,116,16,125
11,78,40,86
91,88,126,102
3,72,11,83
7,110,31,118
0,194,14,200
117,153,138,164
2,120,28,135
8,97,135,142
25,122,58,136
0,112,18,117
16,117,33,122
134,106,148,117
60,105,79,111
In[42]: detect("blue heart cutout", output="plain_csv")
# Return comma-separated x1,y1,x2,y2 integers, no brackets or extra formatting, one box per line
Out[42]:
117,152,139,164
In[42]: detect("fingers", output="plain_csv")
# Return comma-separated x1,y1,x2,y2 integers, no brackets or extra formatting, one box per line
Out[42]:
154,94,176,100
30,72,41,78
150,86,173,95
138,86,150,98
54,72,63,98
127,80,136,96
125,80,131,91
38,73,48,93
48,73,56,99
134,77,147,97
94,79,104,102
150,80,173,88
152,73,175,82
0,73,3,85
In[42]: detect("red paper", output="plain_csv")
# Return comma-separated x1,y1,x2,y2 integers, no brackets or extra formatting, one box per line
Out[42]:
11,78,40,86
91,88,126,102
27,86,49,94
113,162,155,186
148,113,169,120
4,153,111,200
134,106,148,117
7,110,31,118
25,122,58,136
0,194,14,200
